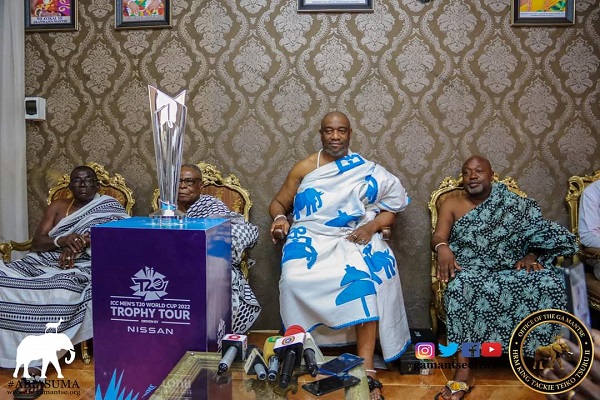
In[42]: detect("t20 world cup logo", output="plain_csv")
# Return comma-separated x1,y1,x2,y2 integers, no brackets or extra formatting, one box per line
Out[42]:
130,266,169,301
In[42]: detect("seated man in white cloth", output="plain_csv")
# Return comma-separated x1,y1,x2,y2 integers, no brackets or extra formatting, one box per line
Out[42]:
269,111,411,400
177,164,260,334
0,166,129,394
579,179,600,280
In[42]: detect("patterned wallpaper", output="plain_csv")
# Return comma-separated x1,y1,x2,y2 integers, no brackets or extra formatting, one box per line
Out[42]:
24,0,600,330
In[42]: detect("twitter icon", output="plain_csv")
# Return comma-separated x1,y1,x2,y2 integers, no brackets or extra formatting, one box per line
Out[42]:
438,342,459,357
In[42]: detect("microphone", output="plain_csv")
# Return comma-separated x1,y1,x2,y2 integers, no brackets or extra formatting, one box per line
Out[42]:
274,325,306,389
218,333,247,374
302,331,325,377
302,333,319,378
243,345,268,380
303,347,318,377
263,335,282,381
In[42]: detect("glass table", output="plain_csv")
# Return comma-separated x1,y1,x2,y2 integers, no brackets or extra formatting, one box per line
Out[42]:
149,351,369,399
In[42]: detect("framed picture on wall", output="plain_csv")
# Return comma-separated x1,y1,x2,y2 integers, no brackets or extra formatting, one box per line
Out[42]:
298,0,374,13
511,0,575,26
115,0,172,30
25,0,79,32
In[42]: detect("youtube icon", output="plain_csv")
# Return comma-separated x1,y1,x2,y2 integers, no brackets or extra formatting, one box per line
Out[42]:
481,342,502,357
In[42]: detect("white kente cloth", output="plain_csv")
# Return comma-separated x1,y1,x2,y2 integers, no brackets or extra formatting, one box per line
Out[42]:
279,153,411,362
0,194,129,368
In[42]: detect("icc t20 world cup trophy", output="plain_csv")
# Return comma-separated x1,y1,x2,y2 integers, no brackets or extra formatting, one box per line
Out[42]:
148,85,187,220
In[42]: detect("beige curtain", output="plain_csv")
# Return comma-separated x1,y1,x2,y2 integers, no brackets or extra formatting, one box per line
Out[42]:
0,0,27,242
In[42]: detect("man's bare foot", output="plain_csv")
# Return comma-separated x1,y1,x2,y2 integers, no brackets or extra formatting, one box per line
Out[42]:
366,370,384,400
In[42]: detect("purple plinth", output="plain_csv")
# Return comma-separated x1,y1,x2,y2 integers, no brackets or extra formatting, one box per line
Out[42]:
91,217,231,399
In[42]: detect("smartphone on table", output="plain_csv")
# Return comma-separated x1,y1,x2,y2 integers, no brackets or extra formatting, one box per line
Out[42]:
301,374,361,396
318,353,364,376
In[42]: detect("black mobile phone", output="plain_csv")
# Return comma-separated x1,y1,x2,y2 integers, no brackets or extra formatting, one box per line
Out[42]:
302,374,361,396
318,353,364,376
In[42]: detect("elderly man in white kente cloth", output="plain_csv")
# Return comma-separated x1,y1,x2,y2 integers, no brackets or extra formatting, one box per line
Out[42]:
0,166,129,392
269,111,411,400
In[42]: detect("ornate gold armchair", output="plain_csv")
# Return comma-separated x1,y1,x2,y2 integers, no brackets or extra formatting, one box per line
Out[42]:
566,170,600,315
1,163,135,262
428,174,526,333
0,162,135,364
151,162,253,276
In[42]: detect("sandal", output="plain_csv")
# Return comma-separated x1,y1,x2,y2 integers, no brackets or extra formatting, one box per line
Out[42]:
367,375,385,400
13,377,44,400
434,380,472,400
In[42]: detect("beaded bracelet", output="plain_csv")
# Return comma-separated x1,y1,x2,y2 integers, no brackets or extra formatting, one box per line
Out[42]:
273,214,287,221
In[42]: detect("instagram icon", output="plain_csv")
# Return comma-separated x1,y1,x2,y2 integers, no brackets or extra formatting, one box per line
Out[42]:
415,342,435,359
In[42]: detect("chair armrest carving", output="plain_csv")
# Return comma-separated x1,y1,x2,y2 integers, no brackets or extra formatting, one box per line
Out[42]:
381,227,391,241
580,246,600,260
0,239,33,263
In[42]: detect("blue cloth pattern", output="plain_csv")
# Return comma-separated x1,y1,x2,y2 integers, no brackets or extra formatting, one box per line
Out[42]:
279,152,411,362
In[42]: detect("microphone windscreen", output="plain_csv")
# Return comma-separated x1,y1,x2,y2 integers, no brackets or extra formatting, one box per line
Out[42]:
284,325,305,336
263,336,281,361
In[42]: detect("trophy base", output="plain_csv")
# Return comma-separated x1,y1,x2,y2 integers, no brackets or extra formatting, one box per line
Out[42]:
149,209,186,220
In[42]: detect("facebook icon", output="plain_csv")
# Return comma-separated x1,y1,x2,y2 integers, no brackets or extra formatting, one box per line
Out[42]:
461,342,481,358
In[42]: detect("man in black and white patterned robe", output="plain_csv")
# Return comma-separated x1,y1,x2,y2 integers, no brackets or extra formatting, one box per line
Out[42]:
0,166,129,369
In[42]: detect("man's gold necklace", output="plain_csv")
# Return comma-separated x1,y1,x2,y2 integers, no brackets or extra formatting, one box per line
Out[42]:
66,198,75,216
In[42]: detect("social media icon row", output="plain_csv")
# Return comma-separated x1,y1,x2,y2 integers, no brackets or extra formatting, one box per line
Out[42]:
415,341,502,359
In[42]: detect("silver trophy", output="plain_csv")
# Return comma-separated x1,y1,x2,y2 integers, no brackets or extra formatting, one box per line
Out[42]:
148,85,187,219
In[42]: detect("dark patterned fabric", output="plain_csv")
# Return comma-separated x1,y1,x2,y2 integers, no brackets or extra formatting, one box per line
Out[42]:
445,184,578,356
186,195,260,334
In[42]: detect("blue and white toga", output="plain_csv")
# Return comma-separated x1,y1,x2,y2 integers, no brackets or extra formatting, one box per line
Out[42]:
279,152,411,362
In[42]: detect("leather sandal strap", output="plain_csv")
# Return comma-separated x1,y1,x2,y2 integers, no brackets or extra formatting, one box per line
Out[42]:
446,380,470,394
367,375,383,391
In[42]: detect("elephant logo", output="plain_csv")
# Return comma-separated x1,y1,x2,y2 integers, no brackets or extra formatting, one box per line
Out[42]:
532,335,573,373
13,331,75,379
293,188,323,219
